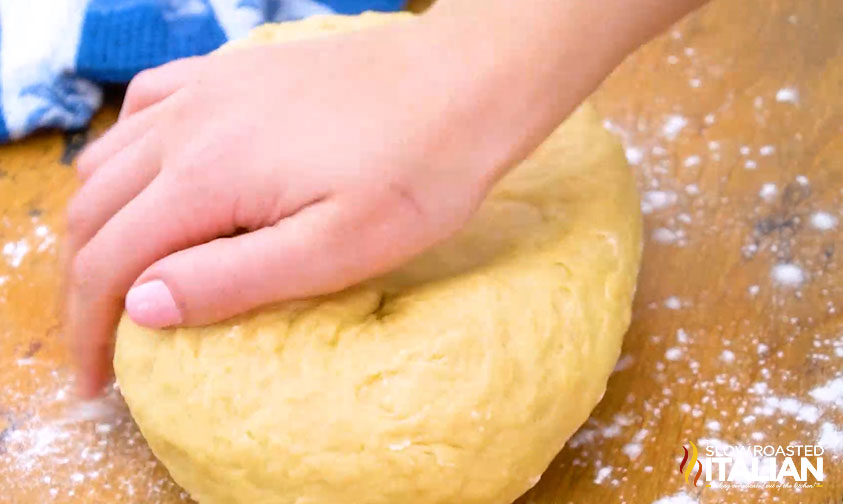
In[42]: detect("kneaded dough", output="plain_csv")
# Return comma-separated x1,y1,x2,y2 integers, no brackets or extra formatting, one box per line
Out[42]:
114,12,642,504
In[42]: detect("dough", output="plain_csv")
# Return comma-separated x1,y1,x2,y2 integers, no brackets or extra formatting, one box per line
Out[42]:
114,12,642,504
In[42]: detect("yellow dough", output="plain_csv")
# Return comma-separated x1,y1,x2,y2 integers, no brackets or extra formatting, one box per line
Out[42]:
114,12,642,504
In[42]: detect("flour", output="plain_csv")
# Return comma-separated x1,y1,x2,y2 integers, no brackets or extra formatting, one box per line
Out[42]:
593,466,613,485
652,227,678,245
810,211,838,231
817,423,843,453
684,184,700,195
665,348,683,361
625,147,644,165
1,376,189,502
556,11,840,501
641,190,677,214
683,155,700,167
757,396,820,423
775,87,799,104
770,263,805,287
759,183,778,202
663,296,682,310
3,239,30,268
759,145,776,156
808,377,843,408
661,115,688,140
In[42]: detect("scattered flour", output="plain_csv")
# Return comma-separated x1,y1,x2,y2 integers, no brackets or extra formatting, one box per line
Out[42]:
759,183,778,202
661,115,688,140
683,155,701,167
719,350,735,363
808,377,843,408
665,348,683,361
775,87,799,104
641,190,678,214
759,145,776,156
622,442,643,460
818,423,843,453
593,466,613,485
652,228,678,245
770,263,804,287
664,296,682,310
621,429,649,461
810,211,838,231
758,396,820,423
625,147,644,165
3,239,30,268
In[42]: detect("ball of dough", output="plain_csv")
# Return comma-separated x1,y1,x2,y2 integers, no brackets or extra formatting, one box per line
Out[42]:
114,12,642,504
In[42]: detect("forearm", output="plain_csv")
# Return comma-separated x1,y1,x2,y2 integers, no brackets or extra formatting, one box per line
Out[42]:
418,0,709,183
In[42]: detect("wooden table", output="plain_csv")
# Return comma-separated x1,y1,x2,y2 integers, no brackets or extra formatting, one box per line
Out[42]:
1,0,841,502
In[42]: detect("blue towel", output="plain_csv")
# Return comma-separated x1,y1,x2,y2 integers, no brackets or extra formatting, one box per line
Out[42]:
0,0,405,143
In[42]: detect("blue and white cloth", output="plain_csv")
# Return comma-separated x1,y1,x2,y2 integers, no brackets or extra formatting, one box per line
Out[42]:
0,0,404,143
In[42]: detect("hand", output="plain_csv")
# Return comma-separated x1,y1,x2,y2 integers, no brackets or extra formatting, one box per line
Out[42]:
66,15,517,397
66,0,707,397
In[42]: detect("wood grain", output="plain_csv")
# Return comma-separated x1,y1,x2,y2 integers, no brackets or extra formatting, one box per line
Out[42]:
1,0,841,502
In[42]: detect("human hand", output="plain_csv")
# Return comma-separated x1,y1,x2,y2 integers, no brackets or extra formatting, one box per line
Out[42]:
67,0,707,397
66,15,521,397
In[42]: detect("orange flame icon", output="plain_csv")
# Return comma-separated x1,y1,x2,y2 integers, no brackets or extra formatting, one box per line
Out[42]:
679,441,703,486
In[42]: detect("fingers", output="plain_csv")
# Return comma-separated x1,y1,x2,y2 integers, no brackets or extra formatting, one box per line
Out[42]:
75,104,162,182
66,131,161,256
75,56,201,182
68,178,218,397
124,199,390,327
119,56,202,119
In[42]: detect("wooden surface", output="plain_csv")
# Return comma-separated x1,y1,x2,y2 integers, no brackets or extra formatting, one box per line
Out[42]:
1,0,842,502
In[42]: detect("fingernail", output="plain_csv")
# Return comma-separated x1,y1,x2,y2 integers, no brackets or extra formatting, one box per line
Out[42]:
125,280,182,328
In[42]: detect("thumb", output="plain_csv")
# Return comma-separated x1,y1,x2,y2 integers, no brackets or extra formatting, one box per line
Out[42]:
123,201,378,327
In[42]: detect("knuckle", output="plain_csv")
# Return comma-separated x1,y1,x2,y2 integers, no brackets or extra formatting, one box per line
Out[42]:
122,70,156,111
75,146,96,174
126,70,154,97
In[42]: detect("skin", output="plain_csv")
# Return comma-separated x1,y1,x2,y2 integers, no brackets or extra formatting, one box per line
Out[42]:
67,0,708,397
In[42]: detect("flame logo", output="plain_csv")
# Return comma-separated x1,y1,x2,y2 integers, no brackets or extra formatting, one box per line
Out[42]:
679,441,703,486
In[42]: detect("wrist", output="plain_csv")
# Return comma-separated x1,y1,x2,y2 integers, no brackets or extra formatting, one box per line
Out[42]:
411,4,622,187
415,0,706,185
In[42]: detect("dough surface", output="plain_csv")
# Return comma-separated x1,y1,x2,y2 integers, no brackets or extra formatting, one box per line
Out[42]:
114,12,642,504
